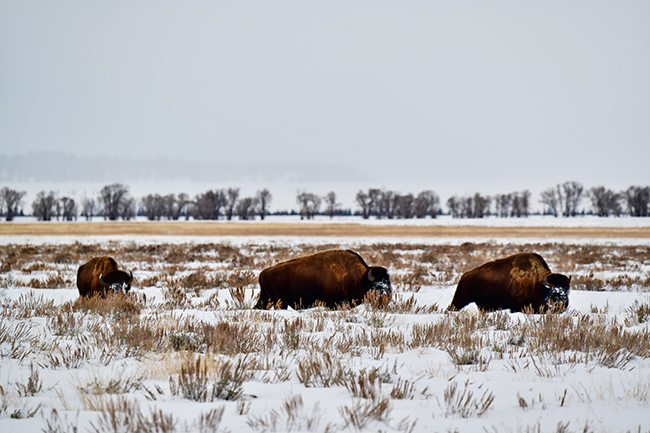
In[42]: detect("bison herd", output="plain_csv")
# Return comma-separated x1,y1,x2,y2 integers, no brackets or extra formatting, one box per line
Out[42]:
76,250,571,313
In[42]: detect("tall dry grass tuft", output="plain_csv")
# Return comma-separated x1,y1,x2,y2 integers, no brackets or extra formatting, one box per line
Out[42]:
204,320,272,355
16,363,43,397
625,298,650,325
5,292,57,319
194,407,227,433
168,354,252,402
442,380,495,418
410,312,490,368
88,396,176,433
296,352,345,388
338,395,392,431
521,313,650,368
247,394,326,432
344,369,384,400
390,378,417,400
72,293,143,318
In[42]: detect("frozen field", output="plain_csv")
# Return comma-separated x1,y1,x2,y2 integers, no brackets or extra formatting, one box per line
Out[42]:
0,223,649,432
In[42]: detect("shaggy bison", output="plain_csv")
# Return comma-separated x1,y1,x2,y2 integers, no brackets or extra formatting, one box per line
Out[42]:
255,249,391,309
448,253,570,313
76,256,133,298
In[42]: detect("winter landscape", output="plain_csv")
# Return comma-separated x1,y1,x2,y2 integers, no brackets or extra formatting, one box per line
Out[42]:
3,1,649,432
1,217,649,433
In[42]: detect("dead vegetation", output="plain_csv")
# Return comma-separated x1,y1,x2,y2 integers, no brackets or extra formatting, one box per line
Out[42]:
0,239,649,431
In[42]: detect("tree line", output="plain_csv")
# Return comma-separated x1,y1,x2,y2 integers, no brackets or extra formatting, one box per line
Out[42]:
355,189,440,219
1,181,649,222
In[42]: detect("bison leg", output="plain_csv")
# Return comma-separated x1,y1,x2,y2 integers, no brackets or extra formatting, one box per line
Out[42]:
447,290,471,312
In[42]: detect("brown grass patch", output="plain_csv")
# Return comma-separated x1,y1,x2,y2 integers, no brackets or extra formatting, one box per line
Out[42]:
2,221,649,238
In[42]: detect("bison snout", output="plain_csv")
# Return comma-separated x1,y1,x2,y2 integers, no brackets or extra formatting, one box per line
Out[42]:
109,282,131,295
545,286,569,311
374,280,392,295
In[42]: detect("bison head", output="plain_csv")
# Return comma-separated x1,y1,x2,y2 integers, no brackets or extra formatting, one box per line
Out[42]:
365,267,392,295
99,270,133,295
542,274,571,311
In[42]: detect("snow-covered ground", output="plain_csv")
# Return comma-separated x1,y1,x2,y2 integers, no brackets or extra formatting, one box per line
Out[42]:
0,229,649,433
5,214,650,227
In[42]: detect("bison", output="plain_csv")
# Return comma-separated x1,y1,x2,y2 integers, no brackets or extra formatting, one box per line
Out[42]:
76,256,133,298
448,253,570,313
255,249,391,309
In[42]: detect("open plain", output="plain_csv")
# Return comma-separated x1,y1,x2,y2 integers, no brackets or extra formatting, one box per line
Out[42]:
1,217,649,432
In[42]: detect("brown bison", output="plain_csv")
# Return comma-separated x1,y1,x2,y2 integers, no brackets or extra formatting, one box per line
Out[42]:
448,253,570,313
255,249,391,309
76,256,133,298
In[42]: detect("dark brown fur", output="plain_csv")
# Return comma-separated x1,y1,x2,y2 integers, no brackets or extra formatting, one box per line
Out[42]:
448,253,570,313
76,256,132,298
256,249,391,309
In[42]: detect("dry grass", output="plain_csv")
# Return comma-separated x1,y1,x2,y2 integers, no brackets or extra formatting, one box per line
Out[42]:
442,379,495,418
1,237,650,431
2,220,649,239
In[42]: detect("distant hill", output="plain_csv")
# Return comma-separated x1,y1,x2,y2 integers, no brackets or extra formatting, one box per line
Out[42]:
0,151,368,183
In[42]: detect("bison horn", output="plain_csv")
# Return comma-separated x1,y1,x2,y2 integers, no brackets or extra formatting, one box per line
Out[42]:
128,270,133,281
99,273,106,285
367,268,376,282
542,276,551,289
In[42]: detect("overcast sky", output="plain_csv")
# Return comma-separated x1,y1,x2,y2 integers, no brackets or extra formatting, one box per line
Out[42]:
1,1,649,194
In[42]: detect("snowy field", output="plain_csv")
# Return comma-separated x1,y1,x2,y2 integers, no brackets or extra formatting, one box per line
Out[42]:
6,214,650,228
0,224,649,432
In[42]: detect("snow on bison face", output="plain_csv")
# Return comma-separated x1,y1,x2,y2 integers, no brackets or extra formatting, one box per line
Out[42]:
366,267,392,295
99,270,133,295
543,274,571,311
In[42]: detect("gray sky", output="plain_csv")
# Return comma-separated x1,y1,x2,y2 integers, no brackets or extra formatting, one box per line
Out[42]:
1,1,649,194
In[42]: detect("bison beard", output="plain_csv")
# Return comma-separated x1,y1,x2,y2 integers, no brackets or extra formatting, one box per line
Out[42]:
255,249,391,309
448,253,571,313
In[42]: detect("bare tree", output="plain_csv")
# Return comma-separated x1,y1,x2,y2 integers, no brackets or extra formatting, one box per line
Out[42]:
473,193,491,218
99,183,130,221
142,194,164,220
560,181,584,217
323,191,340,219
509,191,530,218
120,197,136,220
193,190,224,220
176,193,190,220
1,187,26,221
32,191,58,221
256,189,272,220
447,196,461,218
624,186,650,217
396,193,415,219
60,197,77,221
368,188,382,218
225,188,240,221
589,186,622,217
378,190,395,219
296,191,321,220
356,190,371,219
414,190,440,218
460,196,475,218
162,194,185,220
81,196,96,221
236,197,257,220
447,193,490,218
495,194,511,218
540,188,560,217
518,190,531,217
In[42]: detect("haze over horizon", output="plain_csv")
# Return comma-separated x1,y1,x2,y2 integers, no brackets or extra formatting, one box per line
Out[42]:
2,1,649,207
